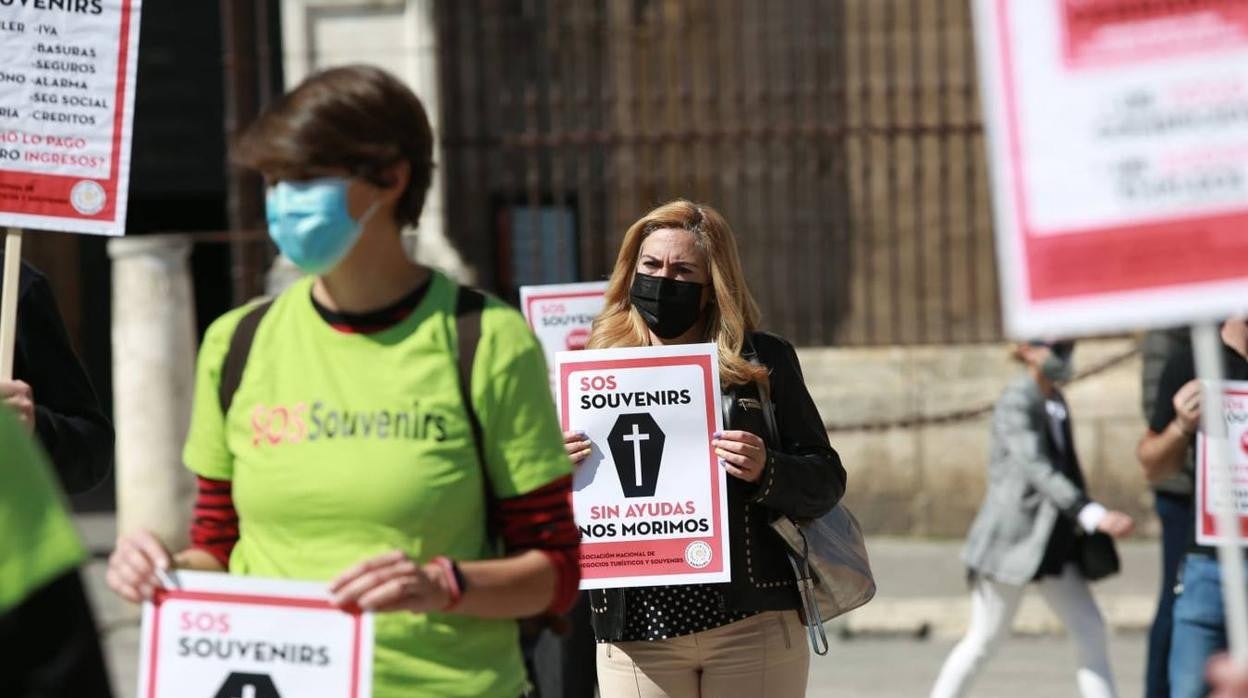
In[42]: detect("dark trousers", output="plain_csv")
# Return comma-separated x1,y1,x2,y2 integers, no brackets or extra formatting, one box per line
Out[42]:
1146,492,1193,698
0,569,113,698
524,594,598,697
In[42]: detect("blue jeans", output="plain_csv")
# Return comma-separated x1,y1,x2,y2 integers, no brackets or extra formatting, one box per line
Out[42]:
1147,494,1194,698
1169,554,1248,698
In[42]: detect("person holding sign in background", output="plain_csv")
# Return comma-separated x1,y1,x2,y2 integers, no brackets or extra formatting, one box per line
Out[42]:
563,200,846,698
0,255,113,494
103,65,581,698
1137,318,1248,698
930,341,1135,698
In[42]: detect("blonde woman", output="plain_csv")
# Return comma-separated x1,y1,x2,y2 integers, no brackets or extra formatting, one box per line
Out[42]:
562,200,846,698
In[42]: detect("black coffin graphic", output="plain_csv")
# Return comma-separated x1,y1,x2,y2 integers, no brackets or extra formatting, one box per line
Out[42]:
608,412,666,498
213,672,282,698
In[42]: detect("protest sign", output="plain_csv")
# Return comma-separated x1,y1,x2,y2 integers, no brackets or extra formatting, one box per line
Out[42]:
1196,381,1248,547
0,0,141,377
976,0,1248,663
520,281,607,386
973,0,1248,337
556,343,729,589
0,0,141,236
138,571,373,698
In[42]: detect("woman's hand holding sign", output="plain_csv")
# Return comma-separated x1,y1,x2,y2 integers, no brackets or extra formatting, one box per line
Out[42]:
329,550,454,613
713,430,768,483
106,530,174,603
106,530,225,602
564,429,592,466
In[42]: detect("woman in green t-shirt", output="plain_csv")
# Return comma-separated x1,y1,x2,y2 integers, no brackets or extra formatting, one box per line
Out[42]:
104,65,580,698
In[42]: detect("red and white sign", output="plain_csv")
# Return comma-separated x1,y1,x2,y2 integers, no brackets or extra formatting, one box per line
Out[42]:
1196,380,1248,546
974,0,1248,337
556,343,730,589
0,0,141,236
138,571,373,698
520,281,608,386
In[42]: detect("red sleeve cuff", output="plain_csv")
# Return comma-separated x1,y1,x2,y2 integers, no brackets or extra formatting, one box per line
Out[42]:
539,547,582,615
189,476,239,569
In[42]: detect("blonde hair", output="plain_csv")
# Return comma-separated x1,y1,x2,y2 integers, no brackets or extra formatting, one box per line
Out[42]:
588,200,770,388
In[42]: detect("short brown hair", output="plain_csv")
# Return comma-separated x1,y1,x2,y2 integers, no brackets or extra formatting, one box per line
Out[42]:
233,64,434,228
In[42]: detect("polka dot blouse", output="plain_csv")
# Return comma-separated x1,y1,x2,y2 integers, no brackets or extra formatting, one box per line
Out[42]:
610,584,758,642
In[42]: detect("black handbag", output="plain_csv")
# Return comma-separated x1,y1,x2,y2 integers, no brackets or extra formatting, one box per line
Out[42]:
1076,531,1120,582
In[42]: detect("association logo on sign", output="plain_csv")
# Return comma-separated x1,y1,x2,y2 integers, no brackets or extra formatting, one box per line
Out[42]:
69,180,106,215
685,541,713,569
213,672,282,698
608,412,666,498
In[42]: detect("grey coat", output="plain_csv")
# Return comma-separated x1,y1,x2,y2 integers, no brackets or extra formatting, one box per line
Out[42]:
962,375,1091,585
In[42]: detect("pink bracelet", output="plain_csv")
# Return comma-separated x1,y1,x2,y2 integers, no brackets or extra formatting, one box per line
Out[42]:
430,556,463,611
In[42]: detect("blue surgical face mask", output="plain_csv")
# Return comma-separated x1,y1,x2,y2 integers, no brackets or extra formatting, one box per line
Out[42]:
265,177,380,274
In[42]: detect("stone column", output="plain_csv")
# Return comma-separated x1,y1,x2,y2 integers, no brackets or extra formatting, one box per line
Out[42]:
107,235,197,549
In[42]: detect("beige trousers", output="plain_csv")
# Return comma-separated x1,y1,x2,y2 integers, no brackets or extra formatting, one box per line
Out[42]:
597,610,810,698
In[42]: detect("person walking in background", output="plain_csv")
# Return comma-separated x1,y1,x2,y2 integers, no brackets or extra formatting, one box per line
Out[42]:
930,340,1135,698
1138,327,1196,698
0,407,113,698
1138,318,1248,698
563,200,846,698
0,255,113,493
103,64,581,698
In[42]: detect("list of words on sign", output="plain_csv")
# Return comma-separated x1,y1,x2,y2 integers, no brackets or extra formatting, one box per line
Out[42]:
0,1,120,184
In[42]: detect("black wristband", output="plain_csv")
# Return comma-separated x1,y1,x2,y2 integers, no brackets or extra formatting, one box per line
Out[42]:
450,559,468,594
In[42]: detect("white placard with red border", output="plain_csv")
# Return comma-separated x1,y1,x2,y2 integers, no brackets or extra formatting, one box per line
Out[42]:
520,281,608,385
556,343,730,589
973,0,1248,337
1196,380,1248,546
137,571,374,698
0,0,141,236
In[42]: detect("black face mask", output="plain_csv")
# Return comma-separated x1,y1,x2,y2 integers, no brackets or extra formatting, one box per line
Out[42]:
629,273,705,340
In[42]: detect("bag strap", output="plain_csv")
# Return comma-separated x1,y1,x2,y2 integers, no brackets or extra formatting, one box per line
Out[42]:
784,530,831,655
747,335,830,655
218,299,275,416
742,335,780,446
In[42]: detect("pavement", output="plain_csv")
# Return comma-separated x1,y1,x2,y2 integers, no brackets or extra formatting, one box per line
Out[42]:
835,536,1161,639
76,513,1162,697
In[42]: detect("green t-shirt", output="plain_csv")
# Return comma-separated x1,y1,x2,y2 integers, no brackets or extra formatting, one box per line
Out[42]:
183,272,571,698
0,408,86,614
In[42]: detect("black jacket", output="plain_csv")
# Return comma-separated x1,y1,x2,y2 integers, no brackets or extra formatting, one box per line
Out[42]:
3,257,113,494
590,332,846,640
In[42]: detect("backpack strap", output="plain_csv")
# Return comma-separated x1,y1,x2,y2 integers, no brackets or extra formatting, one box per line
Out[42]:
218,299,275,416
455,285,561,636
453,285,487,472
